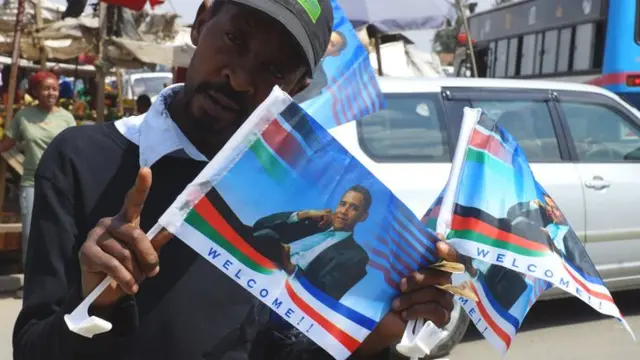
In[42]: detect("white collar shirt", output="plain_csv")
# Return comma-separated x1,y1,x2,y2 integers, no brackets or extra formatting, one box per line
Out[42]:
114,84,209,167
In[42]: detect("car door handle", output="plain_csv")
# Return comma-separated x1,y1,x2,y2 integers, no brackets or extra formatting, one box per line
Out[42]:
585,176,611,190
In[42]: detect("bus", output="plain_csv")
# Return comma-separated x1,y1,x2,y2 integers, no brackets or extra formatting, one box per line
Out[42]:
453,0,640,108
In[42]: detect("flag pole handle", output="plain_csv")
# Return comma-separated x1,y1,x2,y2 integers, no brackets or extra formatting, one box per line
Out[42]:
436,107,482,236
396,108,482,357
64,223,164,338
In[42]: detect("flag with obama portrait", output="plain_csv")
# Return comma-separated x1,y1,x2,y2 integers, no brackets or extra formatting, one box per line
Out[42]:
156,87,442,359
422,107,636,355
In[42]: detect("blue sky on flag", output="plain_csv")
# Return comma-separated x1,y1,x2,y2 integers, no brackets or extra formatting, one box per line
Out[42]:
49,0,499,51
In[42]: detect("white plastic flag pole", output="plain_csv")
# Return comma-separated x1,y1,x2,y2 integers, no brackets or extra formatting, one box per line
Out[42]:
436,107,482,238
396,108,482,359
64,224,164,338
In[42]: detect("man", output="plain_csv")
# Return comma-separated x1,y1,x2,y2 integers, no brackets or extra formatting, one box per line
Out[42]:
506,194,601,279
293,30,346,104
253,185,371,300
505,194,564,254
51,65,74,100
136,94,152,114
13,1,457,359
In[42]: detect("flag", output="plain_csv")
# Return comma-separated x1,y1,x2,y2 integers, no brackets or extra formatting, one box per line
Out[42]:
366,201,440,290
422,194,552,353
295,0,385,129
157,86,437,359
429,108,635,354
100,0,147,11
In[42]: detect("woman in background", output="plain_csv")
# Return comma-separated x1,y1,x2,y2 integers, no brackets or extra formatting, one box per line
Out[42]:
0,71,76,268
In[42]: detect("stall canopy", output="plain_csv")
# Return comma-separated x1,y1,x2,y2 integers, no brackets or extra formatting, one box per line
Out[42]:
0,0,194,68
0,0,65,33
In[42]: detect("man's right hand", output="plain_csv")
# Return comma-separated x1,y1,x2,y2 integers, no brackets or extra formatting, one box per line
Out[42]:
298,209,333,229
78,168,172,307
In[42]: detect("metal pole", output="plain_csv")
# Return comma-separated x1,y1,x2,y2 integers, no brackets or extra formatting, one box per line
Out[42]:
455,0,478,77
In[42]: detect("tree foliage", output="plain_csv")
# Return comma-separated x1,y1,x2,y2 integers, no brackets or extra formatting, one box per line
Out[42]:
432,16,463,53
433,0,514,53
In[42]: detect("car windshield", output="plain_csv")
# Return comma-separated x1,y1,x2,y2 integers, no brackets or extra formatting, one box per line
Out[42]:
131,76,171,99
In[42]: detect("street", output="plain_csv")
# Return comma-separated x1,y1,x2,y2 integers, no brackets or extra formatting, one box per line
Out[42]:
0,290,638,360
0,294,20,360
450,289,640,360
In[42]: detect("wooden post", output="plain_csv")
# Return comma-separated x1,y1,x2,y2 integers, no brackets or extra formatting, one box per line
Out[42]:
116,69,124,116
455,0,478,77
0,0,27,211
95,3,108,123
34,0,47,70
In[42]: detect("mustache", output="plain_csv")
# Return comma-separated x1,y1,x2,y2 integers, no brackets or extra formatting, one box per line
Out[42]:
193,81,250,112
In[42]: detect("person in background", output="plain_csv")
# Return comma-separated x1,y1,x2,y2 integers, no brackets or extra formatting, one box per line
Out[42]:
51,65,74,100
1,66,24,107
0,71,76,268
136,94,152,114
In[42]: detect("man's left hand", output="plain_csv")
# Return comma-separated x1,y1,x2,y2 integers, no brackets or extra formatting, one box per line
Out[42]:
357,238,459,357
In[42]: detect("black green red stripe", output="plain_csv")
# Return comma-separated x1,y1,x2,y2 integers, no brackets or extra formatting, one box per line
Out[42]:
449,205,551,257
185,195,277,274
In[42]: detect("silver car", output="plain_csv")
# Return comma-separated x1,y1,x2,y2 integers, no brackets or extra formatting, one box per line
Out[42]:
329,76,640,358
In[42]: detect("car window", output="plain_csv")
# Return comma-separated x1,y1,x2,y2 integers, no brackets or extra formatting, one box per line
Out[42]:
470,100,561,162
358,93,449,162
560,102,640,162
131,76,172,99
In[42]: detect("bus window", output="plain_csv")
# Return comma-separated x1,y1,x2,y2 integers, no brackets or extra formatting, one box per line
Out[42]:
557,27,573,73
495,39,508,77
520,34,536,76
542,30,559,74
573,23,595,71
534,32,543,75
507,37,519,77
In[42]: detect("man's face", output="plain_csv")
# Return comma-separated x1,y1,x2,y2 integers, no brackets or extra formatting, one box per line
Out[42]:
333,190,368,232
185,2,308,135
324,32,344,57
544,195,565,224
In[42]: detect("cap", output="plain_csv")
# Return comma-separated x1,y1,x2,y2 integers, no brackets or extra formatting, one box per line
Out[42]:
229,0,334,72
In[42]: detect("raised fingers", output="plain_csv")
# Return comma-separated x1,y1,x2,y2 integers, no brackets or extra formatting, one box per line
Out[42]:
107,221,159,277
79,236,138,295
98,238,145,284
121,168,152,223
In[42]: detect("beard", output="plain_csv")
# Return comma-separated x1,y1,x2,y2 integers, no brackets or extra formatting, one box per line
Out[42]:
183,81,251,135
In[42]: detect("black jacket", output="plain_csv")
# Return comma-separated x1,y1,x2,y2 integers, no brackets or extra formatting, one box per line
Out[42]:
505,202,601,282
252,211,369,301
506,201,559,253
